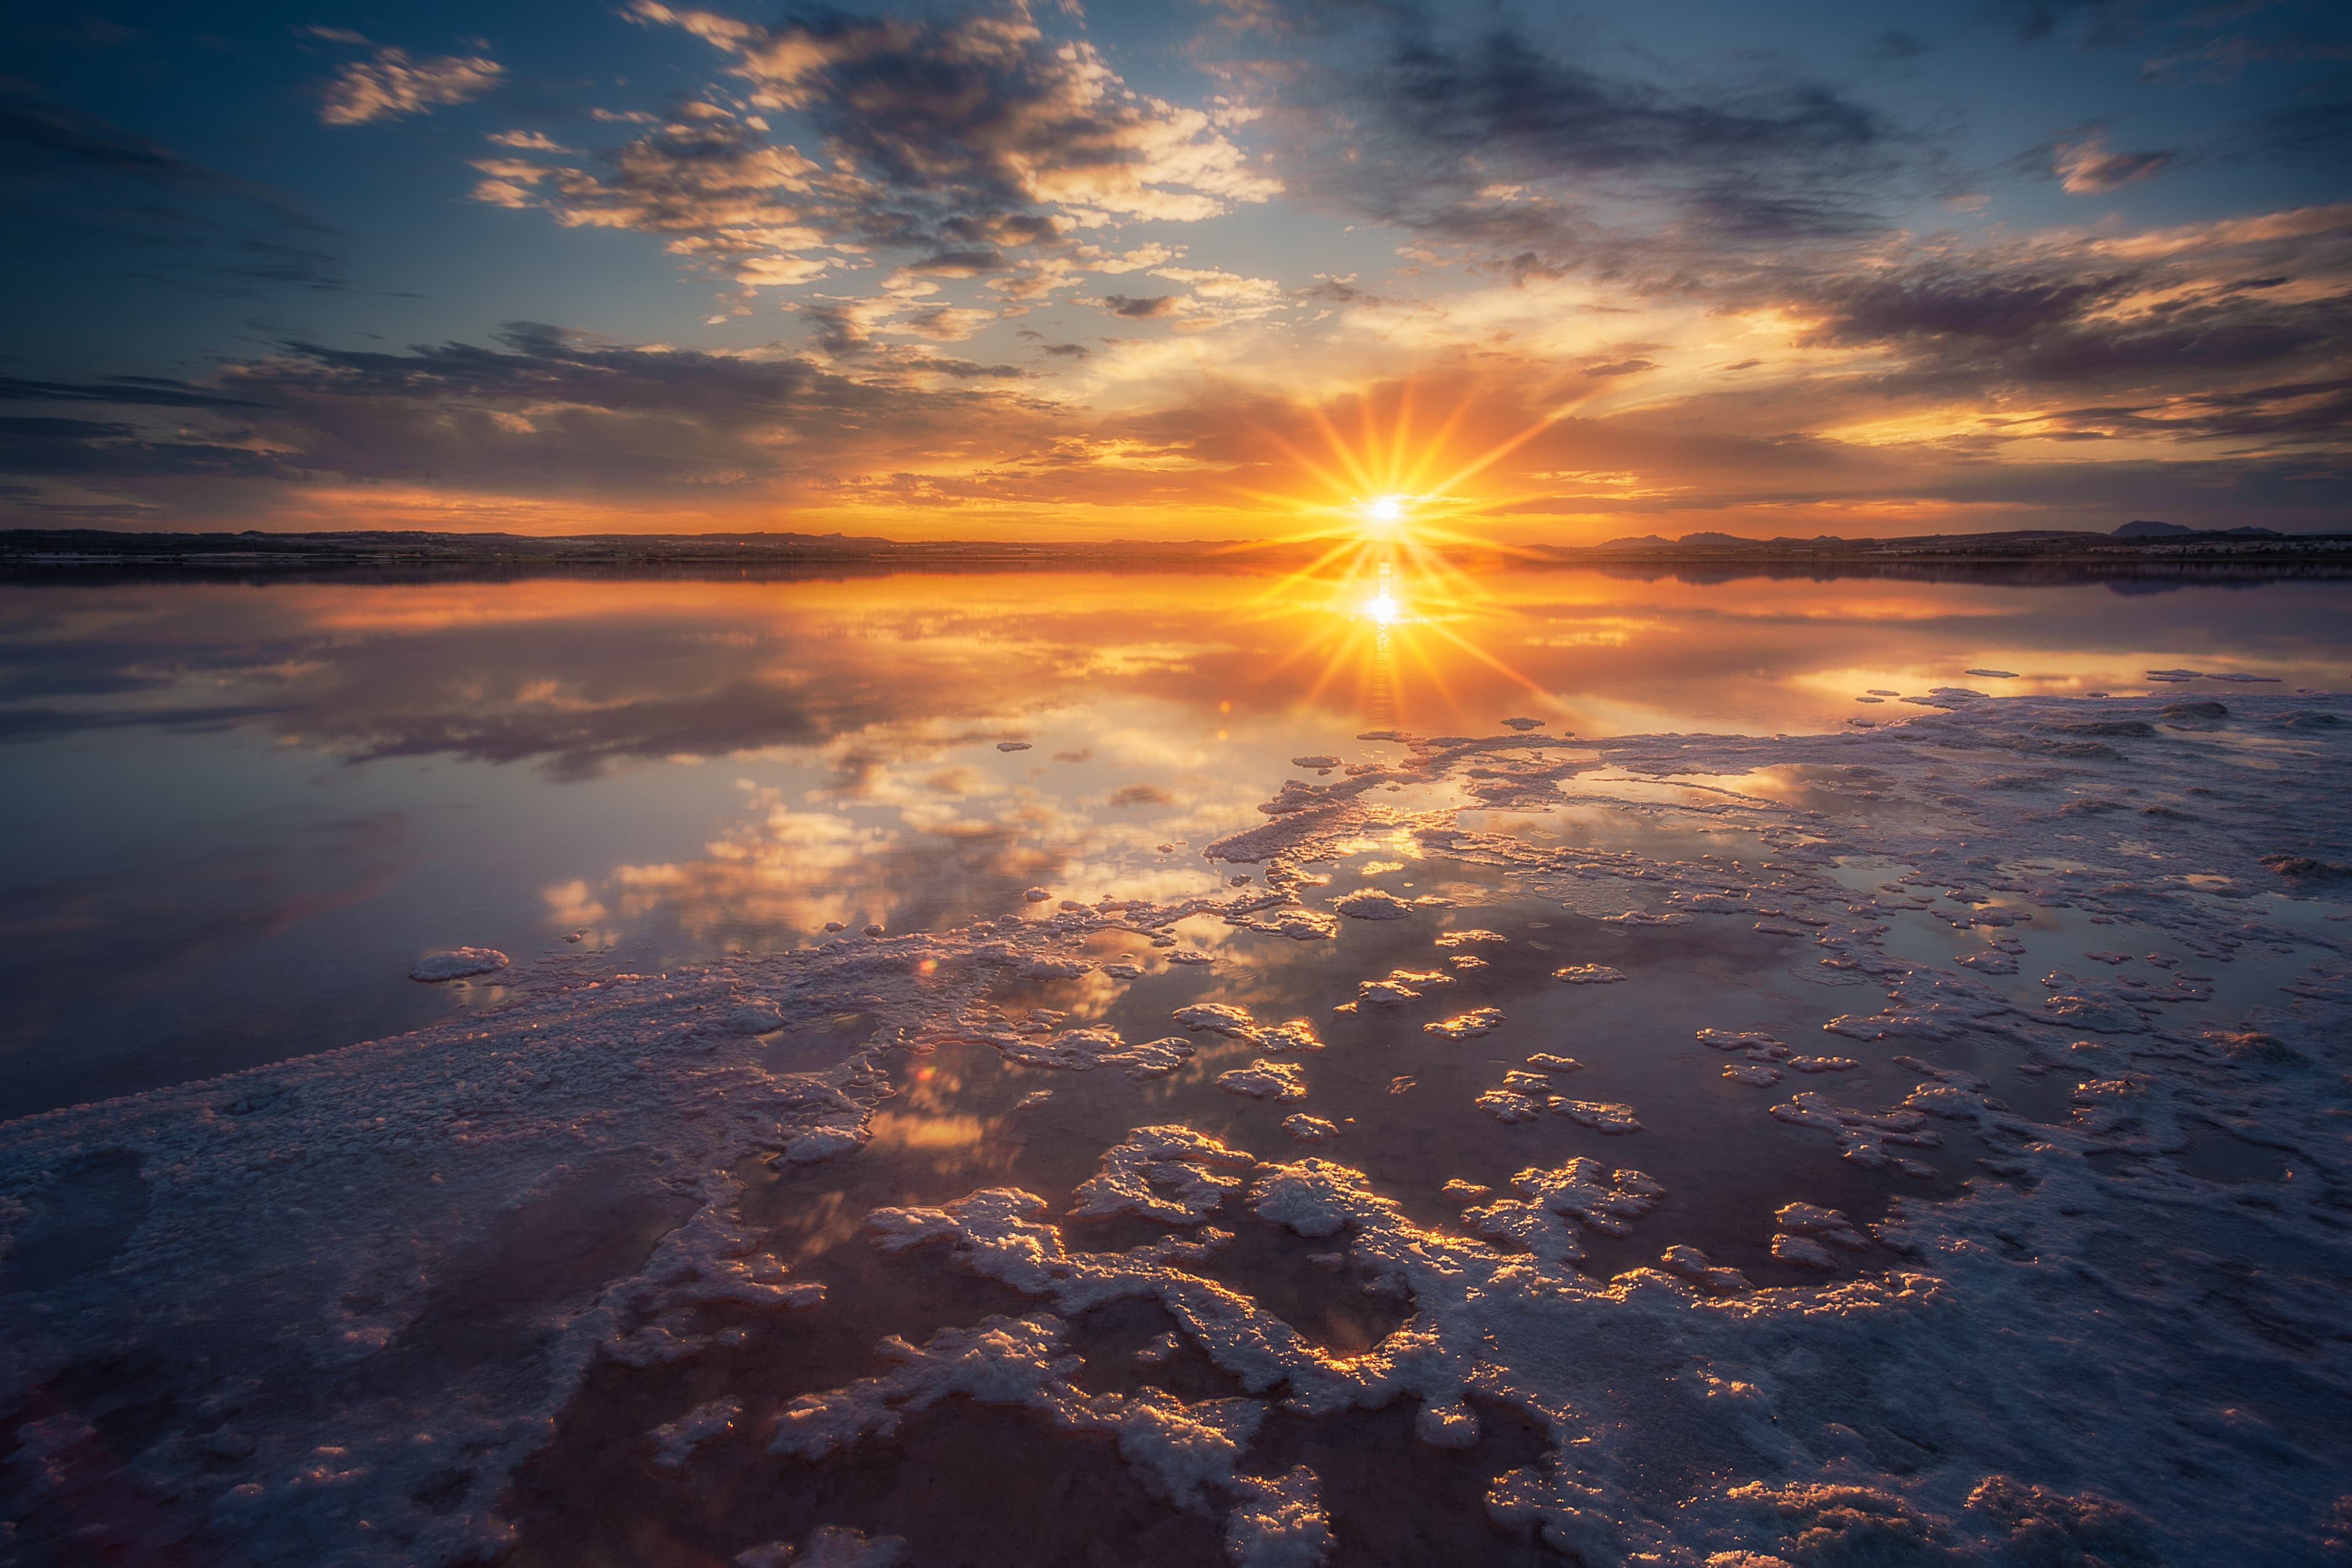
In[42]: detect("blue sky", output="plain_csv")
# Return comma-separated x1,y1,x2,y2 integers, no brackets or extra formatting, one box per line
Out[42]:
2,0,2346,538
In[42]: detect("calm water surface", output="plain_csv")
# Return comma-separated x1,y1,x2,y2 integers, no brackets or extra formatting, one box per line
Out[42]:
4,560,2347,1121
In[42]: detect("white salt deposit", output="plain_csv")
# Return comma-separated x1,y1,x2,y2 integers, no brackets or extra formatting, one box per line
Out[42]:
8,688,2351,1566
1423,1007,1506,1041
1214,1059,1308,1101
1476,1089,1542,1124
1071,1126,1254,1223
1333,889,1412,920
1280,1114,1338,1144
1550,1099,1645,1134
407,947,508,982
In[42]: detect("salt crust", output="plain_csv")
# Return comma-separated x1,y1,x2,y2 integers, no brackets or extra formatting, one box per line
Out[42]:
407,947,509,982
1332,889,1412,920
1170,1003,1322,1052
1216,1060,1308,1102
1424,1006,1506,1041
1071,1126,1254,1224
5,693,2350,1563
736,1524,909,1567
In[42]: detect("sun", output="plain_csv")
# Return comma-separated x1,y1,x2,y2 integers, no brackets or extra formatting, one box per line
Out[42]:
1365,494,1404,526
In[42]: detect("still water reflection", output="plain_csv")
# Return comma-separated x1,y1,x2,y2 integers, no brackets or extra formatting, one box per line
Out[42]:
2,560,2346,1120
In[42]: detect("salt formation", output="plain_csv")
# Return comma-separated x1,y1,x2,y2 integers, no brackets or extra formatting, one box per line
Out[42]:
1215,1059,1308,1101
1552,963,1626,984
407,946,508,981
5,690,2351,1566
1423,1007,1505,1041
1071,1126,1254,1223
1357,968,1453,1005
1172,1003,1321,1051
1333,889,1412,919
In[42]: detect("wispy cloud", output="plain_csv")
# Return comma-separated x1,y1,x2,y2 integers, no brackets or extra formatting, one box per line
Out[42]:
2054,135,2175,192
319,43,503,126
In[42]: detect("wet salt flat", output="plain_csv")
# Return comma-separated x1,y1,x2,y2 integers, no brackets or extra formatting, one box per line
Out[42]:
5,562,2352,1121
5,565,2352,1566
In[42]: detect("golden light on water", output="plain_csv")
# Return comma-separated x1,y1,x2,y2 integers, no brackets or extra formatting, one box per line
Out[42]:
1195,382,1574,725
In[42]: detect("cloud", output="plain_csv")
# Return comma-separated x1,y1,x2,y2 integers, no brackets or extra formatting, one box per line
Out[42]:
472,4,1277,329
486,129,573,151
1208,2,1904,273
0,374,270,410
0,416,303,480
633,3,1278,224
1103,294,1184,319
1799,263,2132,346
0,321,1076,523
0,80,239,186
320,45,503,126
0,79,341,295
2054,137,2175,193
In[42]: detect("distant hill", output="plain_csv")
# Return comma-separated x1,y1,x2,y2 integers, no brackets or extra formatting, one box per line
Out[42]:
2113,520,2285,540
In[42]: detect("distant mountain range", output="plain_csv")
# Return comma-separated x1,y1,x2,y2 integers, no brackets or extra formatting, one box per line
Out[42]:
2,522,2343,571
1593,521,2299,551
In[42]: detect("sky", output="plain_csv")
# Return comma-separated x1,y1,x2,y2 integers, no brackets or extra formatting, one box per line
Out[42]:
1,0,2346,541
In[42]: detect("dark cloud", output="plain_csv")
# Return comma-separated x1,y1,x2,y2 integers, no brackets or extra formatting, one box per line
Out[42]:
1040,342,1090,358
0,416,302,479
1295,275,1371,304
1214,3,1903,270
1371,29,1882,179
907,248,1006,276
2042,377,2352,443
0,80,346,292
0,81,239,189
1103,294,1183,319
0,374,271,410
481,4,1275,297
0,323,1052,500
896,353,1025,379
1801,264,2132,345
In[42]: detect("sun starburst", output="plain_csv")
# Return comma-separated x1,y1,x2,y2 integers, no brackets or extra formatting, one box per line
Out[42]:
1202,382,1569,726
